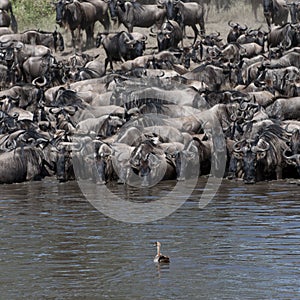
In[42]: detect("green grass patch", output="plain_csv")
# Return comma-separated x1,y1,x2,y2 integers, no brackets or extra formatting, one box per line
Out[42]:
12,0,56,31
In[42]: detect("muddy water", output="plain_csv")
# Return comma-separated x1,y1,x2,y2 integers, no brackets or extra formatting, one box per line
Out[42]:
1,178,300,299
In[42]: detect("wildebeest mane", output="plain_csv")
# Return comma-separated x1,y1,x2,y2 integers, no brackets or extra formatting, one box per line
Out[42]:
52,87,85,109
124,97,169,112
257,123,289,142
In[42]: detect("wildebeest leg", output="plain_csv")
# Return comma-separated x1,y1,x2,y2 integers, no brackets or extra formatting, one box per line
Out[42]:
199,18,205,35
253,5,258,22
56,148,67,182
276,165,283,179
95,157,107,184
104,57,112,73
85,25,94,49
100,12,110,32
228,155,237,179
191,25,199,45
264,13,271,30
71,30,77,51
78,28,83,51
10,10,18,33
205,5,210,22
127,23,133,33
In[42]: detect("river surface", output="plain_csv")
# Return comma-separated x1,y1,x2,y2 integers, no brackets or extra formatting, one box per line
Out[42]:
1,178,300,299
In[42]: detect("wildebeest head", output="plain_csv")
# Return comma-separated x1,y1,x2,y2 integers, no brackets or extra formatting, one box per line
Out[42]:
54,0,64,26
283,149,300,176
130,140,165,186
172,140,198,181
233,139,269,184
0,110,19,133
263,0,273,14
55,141,80,182
54,0,72,27
227,20,248,43
160,0,179,21
93,142,114,184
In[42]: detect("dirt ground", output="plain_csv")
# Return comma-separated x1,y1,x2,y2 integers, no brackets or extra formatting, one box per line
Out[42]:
55,3,268,67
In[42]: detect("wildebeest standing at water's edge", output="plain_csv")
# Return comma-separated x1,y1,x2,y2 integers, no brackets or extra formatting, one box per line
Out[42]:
0,0,299,185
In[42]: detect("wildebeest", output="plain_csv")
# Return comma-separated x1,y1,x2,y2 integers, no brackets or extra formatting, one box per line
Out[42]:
130,139,177,186
227,21,248,43
0,29,64,52
85,0,111,31
263,0,289,29
232,124,290,183
155,19,183,51
183,63,238,90
266,96,300,120
96,31,144,72
22,53,62,85
267,23,300,50
263,51,300,68
162,0,206,45
0,0,17,32
0,147,48,183
109,0,166,33
54,0,99,50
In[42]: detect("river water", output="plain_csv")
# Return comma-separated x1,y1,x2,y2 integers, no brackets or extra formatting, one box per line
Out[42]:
1,178,300,299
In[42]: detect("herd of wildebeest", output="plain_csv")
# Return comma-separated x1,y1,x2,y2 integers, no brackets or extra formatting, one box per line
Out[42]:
0,0,299,186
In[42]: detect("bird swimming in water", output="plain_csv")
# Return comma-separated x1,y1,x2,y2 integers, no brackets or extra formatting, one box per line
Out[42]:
153,241,170,263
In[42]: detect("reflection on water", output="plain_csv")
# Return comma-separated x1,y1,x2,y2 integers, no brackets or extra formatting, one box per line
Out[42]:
1,178,300,299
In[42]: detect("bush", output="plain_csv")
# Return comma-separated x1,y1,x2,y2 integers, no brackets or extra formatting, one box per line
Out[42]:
12,0,56,31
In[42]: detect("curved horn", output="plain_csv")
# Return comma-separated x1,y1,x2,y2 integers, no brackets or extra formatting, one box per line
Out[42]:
150,27,157,35
157,0,165,7
140,35,147,41
126,39,136,45
239,101,249,111
211,31,221,38
239,24,248,31
14,42,24,49
11,112,19,119
32,76,47,87
228,20,237,28
252,141,270,152
59,141,82,151
233,139,246,153
49,107,62,114
63,106,77,115
5,139,17,150
283,148,297,160
8,95,20,101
